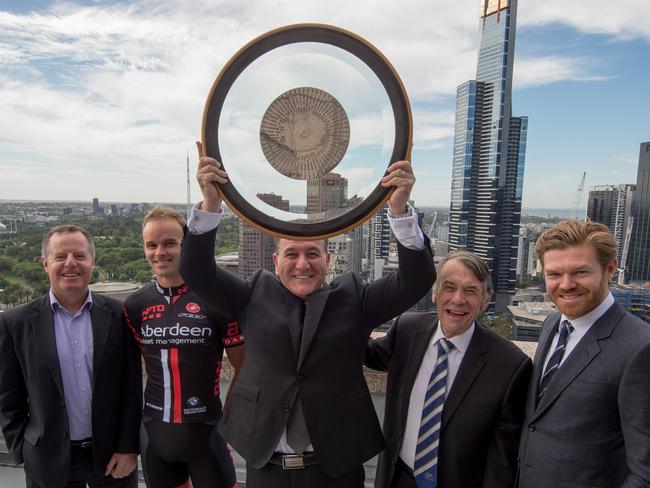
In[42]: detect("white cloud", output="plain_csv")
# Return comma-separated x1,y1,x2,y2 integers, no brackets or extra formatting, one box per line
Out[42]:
0,0,647,204
514,56,612,88
520,0,650,42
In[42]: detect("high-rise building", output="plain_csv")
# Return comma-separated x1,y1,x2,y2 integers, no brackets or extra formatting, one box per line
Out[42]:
326,234,353,281
92,197,103,215
238,193,289,279
306,173,348,214
448,0,528,312
368,206,391,281
627,142,650,283
586,184,635,268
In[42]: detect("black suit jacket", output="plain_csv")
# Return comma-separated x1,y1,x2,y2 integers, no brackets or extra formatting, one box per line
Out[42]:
0,293,142,488
179,227,435,477
366,312,531,488
518,303,650,488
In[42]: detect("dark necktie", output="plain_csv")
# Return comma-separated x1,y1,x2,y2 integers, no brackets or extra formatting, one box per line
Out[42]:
414,338,454,488
538,320,574,402
286,302,310,453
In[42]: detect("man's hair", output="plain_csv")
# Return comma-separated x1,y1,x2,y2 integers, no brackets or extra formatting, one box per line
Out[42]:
273,237,329,253
142,205,186,230
434,250,493,296
41,225,96,259
535,219,617,268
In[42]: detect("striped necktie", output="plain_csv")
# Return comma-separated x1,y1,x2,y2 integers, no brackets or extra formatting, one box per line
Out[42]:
538,320,574,402
414,338,454,488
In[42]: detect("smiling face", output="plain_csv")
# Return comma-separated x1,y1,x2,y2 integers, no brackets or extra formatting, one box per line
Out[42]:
41,231,95,303
142,217,184,287
273,239,330,300
434,258,491,338
542,244,615,319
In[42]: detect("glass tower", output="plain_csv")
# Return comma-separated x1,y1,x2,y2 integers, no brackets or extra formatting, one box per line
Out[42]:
449,0,528,312
627,142,650,283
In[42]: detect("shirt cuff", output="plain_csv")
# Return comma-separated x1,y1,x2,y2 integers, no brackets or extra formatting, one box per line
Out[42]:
187,202,224,235
388,205,425,250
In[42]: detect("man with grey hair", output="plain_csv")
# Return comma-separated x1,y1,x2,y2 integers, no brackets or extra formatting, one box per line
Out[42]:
0,224,141,488
366,250,531,488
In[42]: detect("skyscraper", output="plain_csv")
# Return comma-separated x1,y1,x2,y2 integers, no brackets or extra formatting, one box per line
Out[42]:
587,184,635,268
627,142,650,283
448,0,528,312
238,193,289,279
368,205,390,281
306,173,348,214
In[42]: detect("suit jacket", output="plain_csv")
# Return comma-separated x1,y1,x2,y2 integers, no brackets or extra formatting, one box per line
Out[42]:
0,293,142,488
179,227,435,477
518,302,650,488
366,312,531,488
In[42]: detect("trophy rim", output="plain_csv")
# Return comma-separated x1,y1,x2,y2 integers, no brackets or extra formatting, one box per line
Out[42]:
201,23,412,240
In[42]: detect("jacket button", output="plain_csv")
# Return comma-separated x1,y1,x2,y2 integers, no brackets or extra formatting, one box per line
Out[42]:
528,424,536,432
282,404,290,414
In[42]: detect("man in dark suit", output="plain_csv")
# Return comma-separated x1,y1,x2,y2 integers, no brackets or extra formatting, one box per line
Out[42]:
366,250,531,488
179,146,435,488
518,220,650,488
0,225,142,488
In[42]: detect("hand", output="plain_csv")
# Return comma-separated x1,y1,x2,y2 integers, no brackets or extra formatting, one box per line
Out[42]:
381,160,415,215
104,452,137,478
196,141,228,213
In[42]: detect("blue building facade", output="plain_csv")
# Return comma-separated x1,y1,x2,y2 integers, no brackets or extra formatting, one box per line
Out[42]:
627,142,650,283
449,0,528,312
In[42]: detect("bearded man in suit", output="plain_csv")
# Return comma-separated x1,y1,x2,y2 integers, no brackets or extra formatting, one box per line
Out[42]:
518,219,650,488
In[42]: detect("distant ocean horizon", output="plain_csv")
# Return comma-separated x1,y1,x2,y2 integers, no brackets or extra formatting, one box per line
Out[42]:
521,208,585,218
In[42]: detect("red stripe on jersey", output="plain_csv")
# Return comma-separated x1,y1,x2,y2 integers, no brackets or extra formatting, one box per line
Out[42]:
170,348,182,423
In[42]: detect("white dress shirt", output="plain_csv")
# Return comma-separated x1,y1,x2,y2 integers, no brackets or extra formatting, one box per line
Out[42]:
400,322,475,468
187,202,425,251
187,201,426,454
541,293,614,373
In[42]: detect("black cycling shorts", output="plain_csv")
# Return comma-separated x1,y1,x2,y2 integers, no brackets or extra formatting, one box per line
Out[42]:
141,419,237,488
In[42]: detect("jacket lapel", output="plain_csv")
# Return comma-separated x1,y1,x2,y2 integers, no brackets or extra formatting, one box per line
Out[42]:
297,286,332,371
532,303,623,419
29,296,65,400
442,324,487,429
400,315,437,427
529,314,560,405
90,293,111,388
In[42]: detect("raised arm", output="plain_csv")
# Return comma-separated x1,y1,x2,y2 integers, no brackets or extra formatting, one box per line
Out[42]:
362,160,435,328
179,142,249,320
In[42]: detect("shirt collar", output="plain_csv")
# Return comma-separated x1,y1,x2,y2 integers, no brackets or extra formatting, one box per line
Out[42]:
432,321,475,355
560,292,614,331
49,289,93,315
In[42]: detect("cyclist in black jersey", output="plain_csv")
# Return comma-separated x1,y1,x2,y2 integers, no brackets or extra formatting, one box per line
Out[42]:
123,206,244,488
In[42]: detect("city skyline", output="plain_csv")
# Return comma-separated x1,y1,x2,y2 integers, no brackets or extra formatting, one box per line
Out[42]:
1,0,649,209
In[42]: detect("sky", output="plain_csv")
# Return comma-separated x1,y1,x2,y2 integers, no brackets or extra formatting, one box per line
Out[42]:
0,0,649,211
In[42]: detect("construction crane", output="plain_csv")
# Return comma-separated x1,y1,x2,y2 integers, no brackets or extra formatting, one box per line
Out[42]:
572,171,587,219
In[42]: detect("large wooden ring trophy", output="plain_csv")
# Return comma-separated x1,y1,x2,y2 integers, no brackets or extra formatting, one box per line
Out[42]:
202,24,412,239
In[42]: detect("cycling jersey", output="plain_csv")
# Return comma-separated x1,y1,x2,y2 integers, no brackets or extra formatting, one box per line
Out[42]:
123,281,244,423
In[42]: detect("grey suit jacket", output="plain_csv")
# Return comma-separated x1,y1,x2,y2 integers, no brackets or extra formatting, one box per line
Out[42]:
518,302,650,488
0,293,142,488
